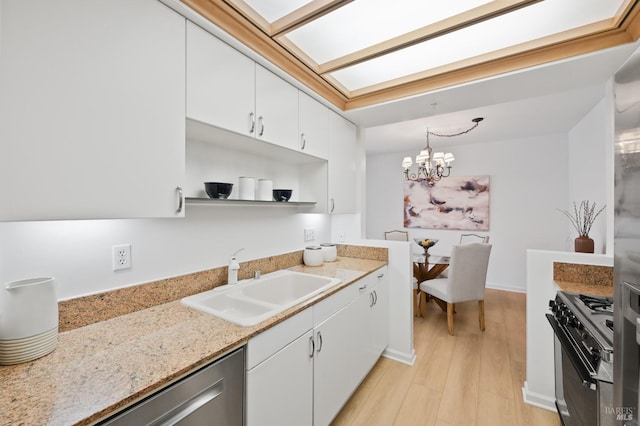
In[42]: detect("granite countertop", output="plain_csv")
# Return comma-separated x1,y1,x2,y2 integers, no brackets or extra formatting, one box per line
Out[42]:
553,262,614,297
0,257,386,425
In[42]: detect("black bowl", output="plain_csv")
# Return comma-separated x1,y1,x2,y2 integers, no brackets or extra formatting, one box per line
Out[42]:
204,182,233,199
273,189,293,202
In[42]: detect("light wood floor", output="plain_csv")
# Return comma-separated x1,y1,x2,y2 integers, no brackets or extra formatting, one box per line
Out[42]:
332,289,562,426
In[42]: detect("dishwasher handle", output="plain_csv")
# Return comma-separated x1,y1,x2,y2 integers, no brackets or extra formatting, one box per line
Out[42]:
150,378,224,426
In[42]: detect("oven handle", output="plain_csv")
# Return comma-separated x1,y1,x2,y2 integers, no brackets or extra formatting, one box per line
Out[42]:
546,314,597,390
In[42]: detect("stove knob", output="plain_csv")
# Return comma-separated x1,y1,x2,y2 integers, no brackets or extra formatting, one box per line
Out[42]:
568,317,579,328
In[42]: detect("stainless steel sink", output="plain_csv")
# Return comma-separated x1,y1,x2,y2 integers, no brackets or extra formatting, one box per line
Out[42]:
181,270,340,326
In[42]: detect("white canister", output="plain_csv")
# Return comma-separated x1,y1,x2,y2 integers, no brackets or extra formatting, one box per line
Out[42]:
256,179,273,201
0,277,58,340
238,177,256,200
303,246,324,266
320,243,337,262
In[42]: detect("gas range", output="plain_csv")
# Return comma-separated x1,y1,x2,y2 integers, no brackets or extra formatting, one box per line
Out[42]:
549,291,614,383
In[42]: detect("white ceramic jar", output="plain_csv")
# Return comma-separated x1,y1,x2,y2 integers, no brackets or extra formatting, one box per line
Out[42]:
303,246,323,266
320,243,337,262
256,179,273,201
238,177,255,200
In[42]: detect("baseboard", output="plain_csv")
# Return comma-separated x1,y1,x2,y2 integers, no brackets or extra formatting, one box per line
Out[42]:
487,282,526,293
522,381,557,412
382,347,416,366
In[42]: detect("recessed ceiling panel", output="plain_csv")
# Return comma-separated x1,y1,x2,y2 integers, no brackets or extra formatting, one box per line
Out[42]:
285,0,491,65
187,0,640,110
328,0,626,92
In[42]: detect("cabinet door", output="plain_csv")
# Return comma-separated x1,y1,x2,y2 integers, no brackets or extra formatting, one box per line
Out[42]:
255,65,299,150
246,330,314,426
371,270,389,360
350,283,373,389
328,111,357,214
186,21,256,137
298,91,328,159
0,0,185,221
314,305,353,426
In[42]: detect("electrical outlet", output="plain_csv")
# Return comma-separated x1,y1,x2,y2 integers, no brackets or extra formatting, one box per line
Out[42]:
304,228,315,242
337,231,346,242
112,244,131,271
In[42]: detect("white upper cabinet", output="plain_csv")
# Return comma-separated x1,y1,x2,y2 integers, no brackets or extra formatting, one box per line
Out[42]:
186,21,255,136
186,22,299,152
328,111,357,214
0,0,186,221
298,92,329,159
255,65,299,150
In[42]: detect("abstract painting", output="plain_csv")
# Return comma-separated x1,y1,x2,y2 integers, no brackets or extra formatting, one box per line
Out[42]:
404,175,490,230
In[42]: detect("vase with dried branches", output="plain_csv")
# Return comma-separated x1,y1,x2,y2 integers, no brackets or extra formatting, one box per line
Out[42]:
558,200,606,253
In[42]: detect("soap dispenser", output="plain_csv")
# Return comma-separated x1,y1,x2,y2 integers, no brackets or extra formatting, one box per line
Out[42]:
228,248,244,285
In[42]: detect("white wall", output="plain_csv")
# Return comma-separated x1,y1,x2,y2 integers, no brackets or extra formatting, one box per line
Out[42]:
0,209,331,300
567,83,615,254
365,132,570,292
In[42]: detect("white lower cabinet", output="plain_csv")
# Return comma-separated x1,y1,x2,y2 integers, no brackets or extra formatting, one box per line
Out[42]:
313,304,353,426
246,267,388,426
351,269,388,389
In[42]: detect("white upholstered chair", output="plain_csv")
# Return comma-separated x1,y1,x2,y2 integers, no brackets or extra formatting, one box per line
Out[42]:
384,230,409,241
459,233,490,244
419,243,492,335
439,233,489,278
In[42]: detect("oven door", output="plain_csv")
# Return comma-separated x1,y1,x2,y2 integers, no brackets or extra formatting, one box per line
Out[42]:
547,314,597,426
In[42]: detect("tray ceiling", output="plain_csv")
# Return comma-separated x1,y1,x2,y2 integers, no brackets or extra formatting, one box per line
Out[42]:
182,0,640,111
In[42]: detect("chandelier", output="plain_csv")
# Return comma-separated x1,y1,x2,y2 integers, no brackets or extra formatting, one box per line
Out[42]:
403,117,484,183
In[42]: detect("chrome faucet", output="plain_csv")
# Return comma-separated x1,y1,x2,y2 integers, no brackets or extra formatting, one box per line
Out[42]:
228,248,244,285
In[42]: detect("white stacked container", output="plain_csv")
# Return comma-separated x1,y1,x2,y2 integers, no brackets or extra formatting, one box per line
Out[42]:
0,277,58,365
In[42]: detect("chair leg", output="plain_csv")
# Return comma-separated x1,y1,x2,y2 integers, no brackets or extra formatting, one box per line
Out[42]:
479,300,485,331
447,303,455,335
420,292,427,317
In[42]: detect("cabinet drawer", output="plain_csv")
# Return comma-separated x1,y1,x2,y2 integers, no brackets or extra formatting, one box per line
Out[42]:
246,309,313,370
313,284,356,326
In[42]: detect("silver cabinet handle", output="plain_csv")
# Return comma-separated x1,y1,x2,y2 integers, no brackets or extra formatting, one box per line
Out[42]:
359,284,367,290
176,186,184,214
258,116,265,136
330,198,335,213
150,378,223,426
248,112,255,134
300,133,306,150
316,331,323,353
309,335,315,358
369,292,374,308
373,290,378,305
377,273,384,279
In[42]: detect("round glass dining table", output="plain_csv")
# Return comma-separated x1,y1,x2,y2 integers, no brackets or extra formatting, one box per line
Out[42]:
412,253,450,317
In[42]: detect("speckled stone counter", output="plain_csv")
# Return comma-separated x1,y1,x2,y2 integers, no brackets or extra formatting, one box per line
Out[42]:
553,262,614,296
0,255,386,425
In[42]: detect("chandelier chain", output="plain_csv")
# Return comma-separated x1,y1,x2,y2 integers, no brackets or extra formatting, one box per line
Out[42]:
427,118,482,138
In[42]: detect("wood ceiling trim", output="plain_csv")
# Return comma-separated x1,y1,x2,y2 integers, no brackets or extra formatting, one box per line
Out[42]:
182,0,348,109
615,0,638,26
620,0,640,40
344,26,632,110
221,0,270,34
270,0,353,37
316,0,542,75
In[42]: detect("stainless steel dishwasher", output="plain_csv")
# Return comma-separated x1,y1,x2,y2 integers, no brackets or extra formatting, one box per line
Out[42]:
99,347,244,426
